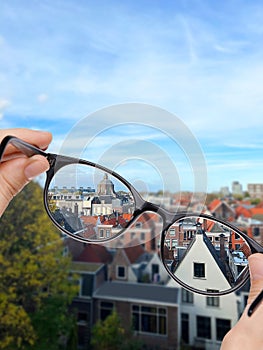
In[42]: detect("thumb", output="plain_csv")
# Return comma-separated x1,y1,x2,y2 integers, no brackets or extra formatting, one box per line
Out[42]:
248,253,263,304
0,155,49,216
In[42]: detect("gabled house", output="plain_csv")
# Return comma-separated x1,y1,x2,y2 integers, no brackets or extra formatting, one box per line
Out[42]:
174,230,232,293
108,238,169,284
207,199,235,221
208,199,235,221
165,221,246,349
108,240,148,282
138,252,169,284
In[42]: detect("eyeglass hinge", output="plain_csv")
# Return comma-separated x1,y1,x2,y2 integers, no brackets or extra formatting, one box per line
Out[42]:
46,154,57,168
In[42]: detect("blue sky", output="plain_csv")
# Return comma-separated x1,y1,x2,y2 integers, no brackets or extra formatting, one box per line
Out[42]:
1,0,263,193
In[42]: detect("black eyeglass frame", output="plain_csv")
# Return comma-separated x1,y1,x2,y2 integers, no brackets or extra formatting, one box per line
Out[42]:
1,135,263,296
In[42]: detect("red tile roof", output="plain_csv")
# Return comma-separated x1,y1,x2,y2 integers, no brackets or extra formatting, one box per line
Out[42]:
234,206,263,219
235,206,251,218
124,239,145,263
208,199,221,212
75,244,112,264
250,207,263,217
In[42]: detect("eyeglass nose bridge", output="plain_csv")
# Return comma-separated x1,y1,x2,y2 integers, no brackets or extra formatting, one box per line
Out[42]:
133,200,189,233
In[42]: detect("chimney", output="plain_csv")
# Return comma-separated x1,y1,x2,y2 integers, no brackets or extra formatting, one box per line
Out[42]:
74,202,79,216
203,219,207,232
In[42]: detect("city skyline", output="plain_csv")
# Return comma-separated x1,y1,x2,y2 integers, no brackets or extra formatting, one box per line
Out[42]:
1,0,263,192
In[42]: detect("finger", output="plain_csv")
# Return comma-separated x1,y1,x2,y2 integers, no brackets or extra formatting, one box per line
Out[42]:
0,155,50,216
0,128,52,155
248,253,263,304
24,154,50,180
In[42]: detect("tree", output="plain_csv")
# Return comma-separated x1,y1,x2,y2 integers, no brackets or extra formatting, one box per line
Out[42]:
0,182,78,349
205,192,219,205
251,198,261,205
91,310,142,350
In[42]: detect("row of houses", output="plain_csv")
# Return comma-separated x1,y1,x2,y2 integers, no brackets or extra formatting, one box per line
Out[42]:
65,226,250,348
59,194,263,350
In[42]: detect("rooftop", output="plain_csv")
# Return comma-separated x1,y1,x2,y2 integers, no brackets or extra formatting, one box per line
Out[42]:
71,261,103,272
93,281,179,306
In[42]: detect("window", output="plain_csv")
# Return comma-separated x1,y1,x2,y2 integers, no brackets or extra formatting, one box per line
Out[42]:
197,316,211,339
152,264,159,275
206,295,220,307
193,262,205,278
169,228,175,236
106,229,111,238
63,245,69,256
77,312,88,325
235,233,241,240
181,313,189,344
117,265,126,279
99,229,104,238
132,305,167,335
165,239,171,249
100,301,114,320
151,237,156,251
80,275,94,297
184,230,193,240
253,227,260,236
172,239,178,248
182,288,194,304
206,289,219,307
130,232,136,239
216,318,231,341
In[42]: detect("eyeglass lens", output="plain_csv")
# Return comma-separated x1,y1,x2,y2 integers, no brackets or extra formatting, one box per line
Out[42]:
46,164,136,241
162,215,251,294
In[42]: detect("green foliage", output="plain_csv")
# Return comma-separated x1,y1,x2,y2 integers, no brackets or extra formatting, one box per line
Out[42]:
205,192,219,205
91,310,142,350
251,198,261,205
0,182,78,349
28,296,77,350
233,194,244,201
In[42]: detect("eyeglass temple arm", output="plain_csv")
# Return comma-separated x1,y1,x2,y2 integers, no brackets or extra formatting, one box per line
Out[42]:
0,136,48,160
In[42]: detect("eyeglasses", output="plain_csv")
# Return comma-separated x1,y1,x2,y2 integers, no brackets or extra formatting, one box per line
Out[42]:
1,135,263,298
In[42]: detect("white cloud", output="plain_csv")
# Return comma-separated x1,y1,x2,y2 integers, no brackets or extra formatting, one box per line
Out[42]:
0,99,10,110
0,98,10,119
37,93,49,103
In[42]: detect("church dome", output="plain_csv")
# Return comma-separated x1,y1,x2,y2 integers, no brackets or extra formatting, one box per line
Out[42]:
97,173,116,197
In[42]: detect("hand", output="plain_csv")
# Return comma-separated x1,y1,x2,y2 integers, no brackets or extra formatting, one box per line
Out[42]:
0,128,52,217
221,253,263,349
